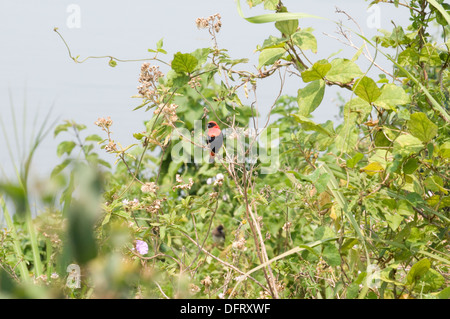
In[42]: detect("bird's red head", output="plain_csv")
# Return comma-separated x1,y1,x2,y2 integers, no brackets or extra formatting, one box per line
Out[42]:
207,121,219,129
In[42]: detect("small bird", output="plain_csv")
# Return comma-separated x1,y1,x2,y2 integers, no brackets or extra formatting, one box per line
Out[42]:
206,121,223,163
212,225,226,246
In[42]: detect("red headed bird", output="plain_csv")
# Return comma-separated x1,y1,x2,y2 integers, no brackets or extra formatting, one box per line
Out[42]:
206,121,223,163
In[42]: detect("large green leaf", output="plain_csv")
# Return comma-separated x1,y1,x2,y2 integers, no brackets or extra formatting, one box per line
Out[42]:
408,112,438,143
343,97,372,124
322,244,341,267
258,47,286,68
393,134,424,156
374,84,410,110
336,122,358,153
292,30,317,53
275,19,298,36
291,114,332,136
353,76,381,103
326,58,363,83
406,258,431,285
171,52,198,74
297,79,325,116
301,59,331,82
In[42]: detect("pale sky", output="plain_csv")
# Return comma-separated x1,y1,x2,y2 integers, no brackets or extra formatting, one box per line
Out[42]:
0,0,412,179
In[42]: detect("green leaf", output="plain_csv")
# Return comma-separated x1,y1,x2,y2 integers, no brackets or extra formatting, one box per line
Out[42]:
322,244,341,267
258,47,285,68
263,0,278,10
191,48,211,66
336,122,358,153
438,287,450,299
374,84,410,110
301,59,331,82
408,112,438,143
54,123,71,137
403,158,419,174
406,258,431,285
297,79,325,116
51,158,71,178
393,134,423,156
171,52,198,74
290,114,332,136
292,30,317,53
418,269,445,292
343,97,372,124
385,213,403,231
156,38,164,50
275,19,298,36
353,76,381,103
346,152,364,168
424,176,448,194
326,58,363,83
85,134,103,142
57,141,76,157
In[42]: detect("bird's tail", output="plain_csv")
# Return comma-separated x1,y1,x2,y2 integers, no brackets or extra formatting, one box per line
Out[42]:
209,151,215,163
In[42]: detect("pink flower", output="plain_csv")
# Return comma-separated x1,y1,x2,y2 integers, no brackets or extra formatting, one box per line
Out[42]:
135,240,148,255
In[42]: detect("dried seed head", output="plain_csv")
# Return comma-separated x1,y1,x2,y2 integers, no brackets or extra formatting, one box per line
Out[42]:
141,182,158,194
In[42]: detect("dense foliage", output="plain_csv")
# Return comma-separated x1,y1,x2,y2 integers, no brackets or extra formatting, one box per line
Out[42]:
0,0,449,299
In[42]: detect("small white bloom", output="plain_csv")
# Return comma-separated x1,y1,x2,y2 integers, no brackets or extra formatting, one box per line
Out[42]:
207,177,213,185
122,199,129,205
215,173,224,181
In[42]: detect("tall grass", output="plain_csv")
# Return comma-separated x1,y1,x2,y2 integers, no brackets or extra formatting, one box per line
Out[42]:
0,91,57,280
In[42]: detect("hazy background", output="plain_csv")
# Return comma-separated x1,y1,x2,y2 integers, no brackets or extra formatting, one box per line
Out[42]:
0,0,412,183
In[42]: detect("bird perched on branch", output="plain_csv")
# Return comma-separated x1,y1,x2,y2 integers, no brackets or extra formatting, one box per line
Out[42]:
212,225,226,246
206,121,223,163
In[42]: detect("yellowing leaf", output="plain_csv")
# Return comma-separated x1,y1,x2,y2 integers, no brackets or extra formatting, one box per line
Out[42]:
362,162,384,176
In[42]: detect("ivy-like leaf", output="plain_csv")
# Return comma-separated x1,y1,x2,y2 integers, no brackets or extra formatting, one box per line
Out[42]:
171,52,198,74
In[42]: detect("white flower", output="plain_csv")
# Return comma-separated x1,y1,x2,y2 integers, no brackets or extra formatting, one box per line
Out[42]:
215,173,224,181
206,178,213,185
218,292,225,299
122,199,130,205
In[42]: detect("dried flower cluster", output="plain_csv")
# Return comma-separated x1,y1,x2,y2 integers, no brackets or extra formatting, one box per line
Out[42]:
146,198,165,214
201,275,212,287
195,13,222,33
189,283,201,294
94,116,113,131
138,62,164,101
172,174,194,191
282,221,292,232
188,76,201,88
95,116,117,153
122,198,139,209
141,182,158,194
154,103,179,124
232,236,247,251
